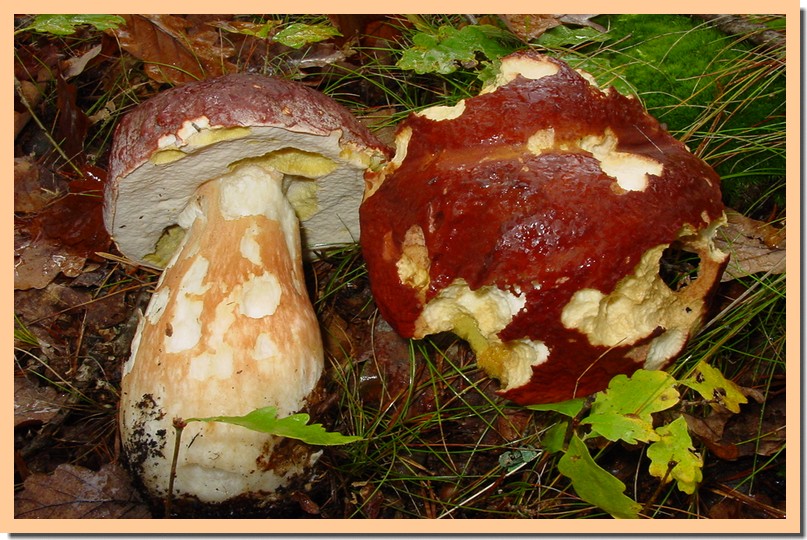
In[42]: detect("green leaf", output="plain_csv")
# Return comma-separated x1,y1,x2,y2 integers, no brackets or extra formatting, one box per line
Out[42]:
187,406,362,446
540,422,569,454
680,360,748,413
527,397,587,418
535,25,608,48
582,370,679,444
26,14,126,36
273,23,341,49
557,434,642,519
646,416,703,495
397,24,513,75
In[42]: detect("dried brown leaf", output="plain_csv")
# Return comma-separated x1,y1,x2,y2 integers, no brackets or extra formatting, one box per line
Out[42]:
716,209,786,281
499,14,604,41
14,156,60,213
15,462,151,519
499,15,563,41
55,75,90,164
14,225,86,290
61,43,103,79
110,14,236,84
684,394,786,460
14,169,109,290
14,377,68,428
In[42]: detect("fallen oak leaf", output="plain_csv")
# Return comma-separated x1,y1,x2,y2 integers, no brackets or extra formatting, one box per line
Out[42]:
14,462,151,519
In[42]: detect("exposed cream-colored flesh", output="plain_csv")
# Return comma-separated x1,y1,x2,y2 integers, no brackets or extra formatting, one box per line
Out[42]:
120,163,323,503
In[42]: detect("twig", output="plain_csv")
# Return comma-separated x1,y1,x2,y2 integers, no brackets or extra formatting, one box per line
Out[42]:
164,417,186,518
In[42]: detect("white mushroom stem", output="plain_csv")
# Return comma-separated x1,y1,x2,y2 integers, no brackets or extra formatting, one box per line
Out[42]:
119,163,323,503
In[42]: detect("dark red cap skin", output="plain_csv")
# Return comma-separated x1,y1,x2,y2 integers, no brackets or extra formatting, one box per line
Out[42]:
360,52,725,405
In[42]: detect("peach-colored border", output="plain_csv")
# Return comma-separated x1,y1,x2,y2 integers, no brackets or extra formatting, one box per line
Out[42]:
5,1,801,535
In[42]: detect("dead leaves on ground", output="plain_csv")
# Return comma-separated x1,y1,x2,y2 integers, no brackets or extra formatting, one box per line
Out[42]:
15,462,151,519
14,159,110,290
716,209,786,281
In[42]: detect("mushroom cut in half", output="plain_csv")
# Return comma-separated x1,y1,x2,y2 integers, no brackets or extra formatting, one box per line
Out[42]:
105,73,388,507
360,51,728,406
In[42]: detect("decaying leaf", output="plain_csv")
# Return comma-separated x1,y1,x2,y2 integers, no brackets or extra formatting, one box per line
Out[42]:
499,15,605,42
680,360,748,413
715,209,786,281
14,167,110,290
14,156,60,213
108,14,237,84
15,225,87,290
14,377,68,428
684,394,785,460
15,462,151,518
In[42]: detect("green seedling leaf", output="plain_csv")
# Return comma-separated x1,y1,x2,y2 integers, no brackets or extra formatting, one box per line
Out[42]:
582,370,679,444
397,24,513,75
24,14,126,36
558,434,642,519
646,416,703,495
187,406,361,446
540,422,569,454
273,23,341,49
527,397,587,418
680,360,748,413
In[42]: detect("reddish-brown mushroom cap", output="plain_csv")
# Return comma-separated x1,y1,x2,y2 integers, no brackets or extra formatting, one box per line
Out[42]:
360,51,728,405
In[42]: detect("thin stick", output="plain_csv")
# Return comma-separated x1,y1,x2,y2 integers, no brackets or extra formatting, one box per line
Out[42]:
165,418,186,518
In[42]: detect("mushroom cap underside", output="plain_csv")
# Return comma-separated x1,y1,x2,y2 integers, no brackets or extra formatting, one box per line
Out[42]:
104,73,390,268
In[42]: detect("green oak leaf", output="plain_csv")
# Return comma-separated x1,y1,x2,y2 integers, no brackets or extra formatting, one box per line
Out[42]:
24,14,126,36
557,434,642,519
679,360,748,413
582,370,679,444
397,24,513,75
646,416,703,494
187,406,361,446
273,23,341,49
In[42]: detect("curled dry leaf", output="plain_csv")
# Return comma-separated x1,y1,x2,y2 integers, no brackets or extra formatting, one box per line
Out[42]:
15,462,151,519
715,209,786,281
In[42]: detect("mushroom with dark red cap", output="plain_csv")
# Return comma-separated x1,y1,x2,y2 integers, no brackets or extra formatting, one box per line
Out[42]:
105,73,388,506
359,51,728,405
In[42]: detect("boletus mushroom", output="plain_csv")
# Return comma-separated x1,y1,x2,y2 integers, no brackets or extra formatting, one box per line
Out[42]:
105,73,387,507
360,51,728,405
